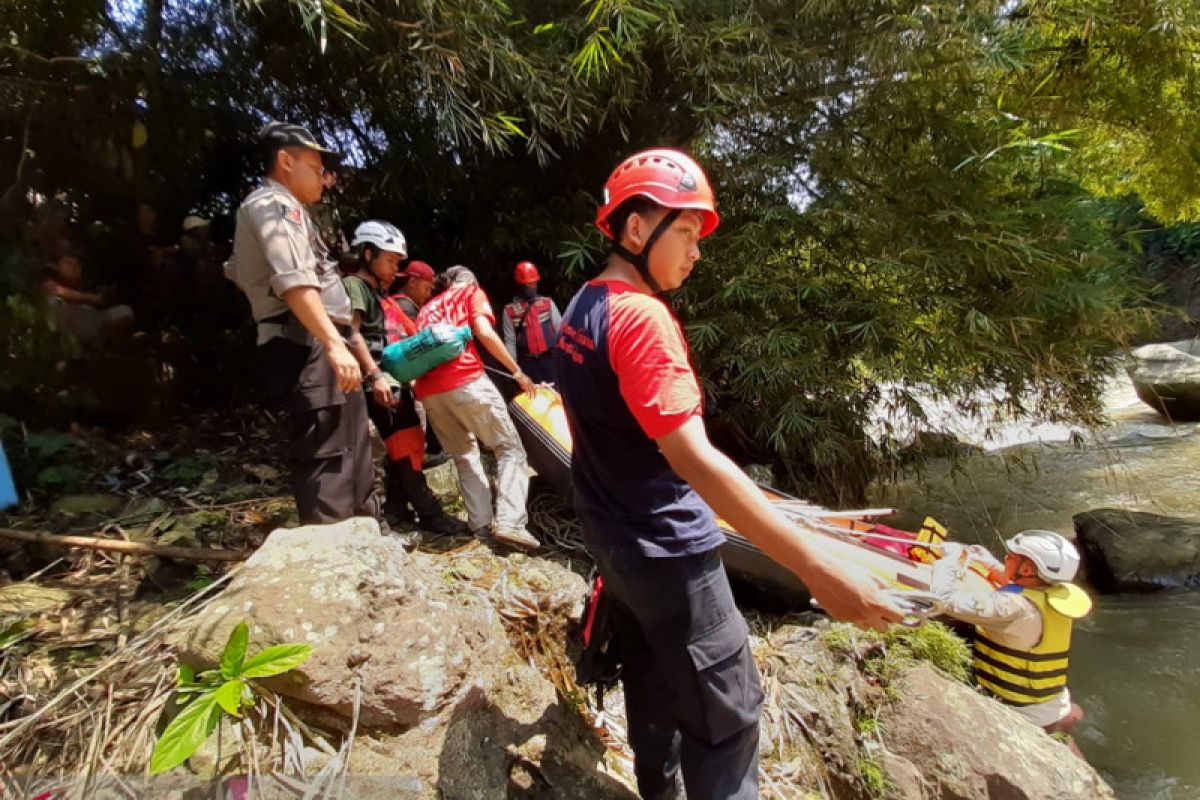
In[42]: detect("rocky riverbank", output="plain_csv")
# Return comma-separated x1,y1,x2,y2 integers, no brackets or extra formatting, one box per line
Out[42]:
2,514,1111,799
0,407,1118,798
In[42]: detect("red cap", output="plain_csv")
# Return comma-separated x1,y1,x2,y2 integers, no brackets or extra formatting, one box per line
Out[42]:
403,261,435,280
514,261,540,284
595,148,719,240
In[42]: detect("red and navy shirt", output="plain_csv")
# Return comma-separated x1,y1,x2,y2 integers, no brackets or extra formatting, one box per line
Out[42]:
556,280,723,557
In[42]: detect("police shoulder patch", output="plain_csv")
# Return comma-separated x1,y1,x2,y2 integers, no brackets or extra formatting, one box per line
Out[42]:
280,204,303,227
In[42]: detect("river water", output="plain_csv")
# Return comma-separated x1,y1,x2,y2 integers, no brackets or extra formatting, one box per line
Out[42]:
864,373,1200,798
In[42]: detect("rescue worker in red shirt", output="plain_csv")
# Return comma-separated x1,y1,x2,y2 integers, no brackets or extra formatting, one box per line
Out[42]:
556,149,904,799
414,266,540,550
501,261,561,387
384,260,450,469
386,260,436,339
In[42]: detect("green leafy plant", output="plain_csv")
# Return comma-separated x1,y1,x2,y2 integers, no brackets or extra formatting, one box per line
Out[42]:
858,755,891,799
35,464,85,491
149,621,312,775
25,431,76,460
161,455,221,484
184,565,215,593
822,620,971,688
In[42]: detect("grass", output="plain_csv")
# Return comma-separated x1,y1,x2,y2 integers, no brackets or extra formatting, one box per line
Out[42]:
859,755,890,799
821,619,972,799
822,620,971,689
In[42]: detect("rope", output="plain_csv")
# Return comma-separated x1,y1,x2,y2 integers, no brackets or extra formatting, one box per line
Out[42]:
526,491,587,555
484,364,516,381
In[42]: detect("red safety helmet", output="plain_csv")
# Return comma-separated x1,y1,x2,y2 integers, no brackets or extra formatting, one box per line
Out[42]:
595,148,719,240
514,261,540,285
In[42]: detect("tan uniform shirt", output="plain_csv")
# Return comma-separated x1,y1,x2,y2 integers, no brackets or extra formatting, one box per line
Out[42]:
224,179,351,341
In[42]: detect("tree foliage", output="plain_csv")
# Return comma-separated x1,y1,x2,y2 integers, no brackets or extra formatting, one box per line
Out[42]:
2,0,1196,500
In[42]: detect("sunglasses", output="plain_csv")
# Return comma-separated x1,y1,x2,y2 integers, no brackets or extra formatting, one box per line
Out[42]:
288,153,326,178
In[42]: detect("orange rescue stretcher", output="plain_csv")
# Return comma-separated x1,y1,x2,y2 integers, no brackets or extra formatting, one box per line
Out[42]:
509,389,1002,604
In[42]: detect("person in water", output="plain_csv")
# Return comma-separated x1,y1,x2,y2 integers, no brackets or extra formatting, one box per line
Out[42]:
932,530,1092,758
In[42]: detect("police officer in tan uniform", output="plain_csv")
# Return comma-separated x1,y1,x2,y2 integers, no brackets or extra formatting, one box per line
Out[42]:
224,121,380,524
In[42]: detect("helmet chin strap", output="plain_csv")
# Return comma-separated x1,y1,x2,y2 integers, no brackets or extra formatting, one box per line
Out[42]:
364,249,390,289
611,209,680,295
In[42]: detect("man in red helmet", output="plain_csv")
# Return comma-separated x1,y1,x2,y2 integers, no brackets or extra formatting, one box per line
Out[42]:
556,149,903,799
501,261,562,387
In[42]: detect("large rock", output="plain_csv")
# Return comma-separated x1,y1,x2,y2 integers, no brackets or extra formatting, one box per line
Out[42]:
424,460,461,499
755,625,881,798
176,518,496,729
899,430,983,463
1073,508,1200,592
174,518,635,799
1127,339,1200,420
880,663,1114,799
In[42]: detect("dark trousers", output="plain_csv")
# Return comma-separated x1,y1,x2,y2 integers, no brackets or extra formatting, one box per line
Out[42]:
260,336,380,525
589,546,762,800
518,353,557,388
364,387,442,520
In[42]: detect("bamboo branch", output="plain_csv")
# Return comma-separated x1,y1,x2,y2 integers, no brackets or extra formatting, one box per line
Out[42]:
1,105,35,209
0,43,107,66
0,529,248,562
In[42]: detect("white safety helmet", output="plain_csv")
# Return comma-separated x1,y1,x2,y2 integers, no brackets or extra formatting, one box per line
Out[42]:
1006,530,1080,583
351,220,407,257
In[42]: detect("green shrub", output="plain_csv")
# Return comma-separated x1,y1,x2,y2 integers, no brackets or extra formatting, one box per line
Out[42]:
150,620,313,775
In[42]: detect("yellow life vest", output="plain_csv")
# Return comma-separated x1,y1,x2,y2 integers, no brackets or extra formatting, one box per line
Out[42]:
972,583,1091,706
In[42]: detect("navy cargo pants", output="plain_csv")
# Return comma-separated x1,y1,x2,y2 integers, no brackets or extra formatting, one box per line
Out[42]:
589,545,763,800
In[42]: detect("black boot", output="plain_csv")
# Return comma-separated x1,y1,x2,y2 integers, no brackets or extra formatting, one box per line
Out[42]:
389,457,462,534
382,462,417,526
418,513,468,536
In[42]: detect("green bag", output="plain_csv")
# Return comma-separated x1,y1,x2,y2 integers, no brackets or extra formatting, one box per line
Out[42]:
380,324,473,384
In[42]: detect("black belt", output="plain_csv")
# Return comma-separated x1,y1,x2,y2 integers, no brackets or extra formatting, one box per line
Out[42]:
259,311,351,343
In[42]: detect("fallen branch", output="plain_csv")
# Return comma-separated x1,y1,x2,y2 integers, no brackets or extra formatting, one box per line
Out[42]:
0,529,248,562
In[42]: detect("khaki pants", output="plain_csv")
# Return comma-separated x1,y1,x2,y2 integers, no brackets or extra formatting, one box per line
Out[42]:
421,375,529,532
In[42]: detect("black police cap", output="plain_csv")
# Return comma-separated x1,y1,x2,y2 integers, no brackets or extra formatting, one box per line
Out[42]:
258,120,342,165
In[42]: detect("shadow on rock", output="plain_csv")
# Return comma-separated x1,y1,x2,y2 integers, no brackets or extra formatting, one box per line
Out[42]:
438,683,635,799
